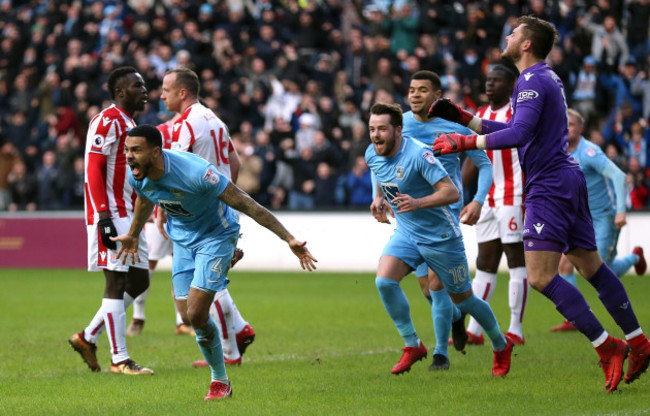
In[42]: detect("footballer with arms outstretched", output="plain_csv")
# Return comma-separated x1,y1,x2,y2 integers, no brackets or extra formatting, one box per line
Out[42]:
114,124,316,400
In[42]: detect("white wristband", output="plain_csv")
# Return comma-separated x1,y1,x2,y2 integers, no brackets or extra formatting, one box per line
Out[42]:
467,116,482,133
475,135,487,150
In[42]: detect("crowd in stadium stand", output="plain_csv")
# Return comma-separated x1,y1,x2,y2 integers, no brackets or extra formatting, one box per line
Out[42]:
0,0,648,212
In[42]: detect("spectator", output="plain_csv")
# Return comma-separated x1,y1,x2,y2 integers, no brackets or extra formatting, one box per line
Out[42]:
8,159,37,212
313,162,339,207
36,150,65,210
346,156,373,207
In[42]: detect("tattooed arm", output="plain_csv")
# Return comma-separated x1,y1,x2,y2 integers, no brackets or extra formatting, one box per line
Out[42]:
218,182,318,270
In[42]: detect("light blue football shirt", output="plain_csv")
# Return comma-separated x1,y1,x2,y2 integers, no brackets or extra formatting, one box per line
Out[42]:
365,136,461,245
402,111,493,215
570,137,626,216
129,149,239,249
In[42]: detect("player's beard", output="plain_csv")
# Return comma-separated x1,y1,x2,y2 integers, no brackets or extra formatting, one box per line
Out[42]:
502,40,522,63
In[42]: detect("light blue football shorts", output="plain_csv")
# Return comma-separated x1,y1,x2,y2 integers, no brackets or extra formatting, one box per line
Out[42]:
382,229,471,294
593,212,619,265
171,230,239,300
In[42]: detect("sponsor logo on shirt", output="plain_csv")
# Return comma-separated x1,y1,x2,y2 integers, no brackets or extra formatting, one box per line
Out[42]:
395,166,404,180
523,73,534,81
517,90,539,102
422,150,436,165
101,117,111,127
202,168,220,185
533,222,545,234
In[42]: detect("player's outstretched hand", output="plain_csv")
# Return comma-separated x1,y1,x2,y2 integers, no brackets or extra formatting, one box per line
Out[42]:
428,98,474,126
392,193,421,213
110,234,140,265
288,239,318,271
459,200,482,225
370,197,394,224
433,133,477,156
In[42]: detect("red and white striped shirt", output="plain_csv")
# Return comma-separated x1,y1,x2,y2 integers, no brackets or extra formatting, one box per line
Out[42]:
84,104,137,225
171,103,235,179
477,102,524,207
156,120,174,150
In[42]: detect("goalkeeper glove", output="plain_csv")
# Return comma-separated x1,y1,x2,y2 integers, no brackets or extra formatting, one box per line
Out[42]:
98,217,118,250
433,133,478,156
428,98,476,128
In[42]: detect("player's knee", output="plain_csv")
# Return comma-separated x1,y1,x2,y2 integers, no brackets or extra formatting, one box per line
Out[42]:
375,276,397,292
476,256,499,273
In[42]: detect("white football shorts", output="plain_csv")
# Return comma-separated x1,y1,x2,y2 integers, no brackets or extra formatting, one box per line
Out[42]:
475,205,524,244
145,222,173,261
87,216,148,272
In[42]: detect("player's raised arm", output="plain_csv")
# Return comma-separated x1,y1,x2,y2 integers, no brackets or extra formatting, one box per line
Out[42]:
217,181,317,271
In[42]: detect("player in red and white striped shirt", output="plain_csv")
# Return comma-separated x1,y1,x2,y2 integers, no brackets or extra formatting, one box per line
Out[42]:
462,65,529,345
161,68,253,366
68,67,153,375
126,114,199,337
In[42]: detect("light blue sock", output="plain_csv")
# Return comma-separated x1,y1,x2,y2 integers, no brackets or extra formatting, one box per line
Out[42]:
195,317,227,381
430,289,452,357
457,295,507,351
560,272,578,288
376,277,418,347
609,255,638,277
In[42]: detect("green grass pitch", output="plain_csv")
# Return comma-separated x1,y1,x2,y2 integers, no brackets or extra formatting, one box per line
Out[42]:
1,268,649,415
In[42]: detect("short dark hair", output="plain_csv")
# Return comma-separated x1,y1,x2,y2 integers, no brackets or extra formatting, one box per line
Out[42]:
514,16,558,60
490,64,517,85
107,66,138,100
370,103,403,128
127,124,162,149
411,70,442,92
165,67,200,98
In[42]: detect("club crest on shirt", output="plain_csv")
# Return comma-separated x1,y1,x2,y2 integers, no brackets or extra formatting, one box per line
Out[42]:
586,147,596,157
517,90,539,102
422,150,436,165
171,188,184,198
202,168,220,185
395,166,404,179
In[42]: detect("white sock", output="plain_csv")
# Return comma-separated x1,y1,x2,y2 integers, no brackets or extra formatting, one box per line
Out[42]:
210,290,241,360
172,285,185,326
224,289,248,333
466,270,498,337
102,298,130,363
132,288,149,321
84,294,135,343
507,267,528,338
123,292,135,310
84,307,107,344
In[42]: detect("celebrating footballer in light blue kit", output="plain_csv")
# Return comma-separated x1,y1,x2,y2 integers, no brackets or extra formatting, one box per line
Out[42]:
567,113,641,278
128,149,240,297
112,125,317,401
431,16,650,392
402,108,493,366
366,103,512,377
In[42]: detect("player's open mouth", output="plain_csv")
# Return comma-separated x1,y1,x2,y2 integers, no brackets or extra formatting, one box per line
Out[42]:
129,163,141,176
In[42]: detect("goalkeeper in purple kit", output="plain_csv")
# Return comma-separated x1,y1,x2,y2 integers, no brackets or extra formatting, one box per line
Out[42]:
431,15,650,393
